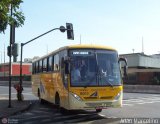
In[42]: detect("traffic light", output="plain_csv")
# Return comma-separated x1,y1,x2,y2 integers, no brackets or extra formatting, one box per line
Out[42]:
7,46,11,57
12,43,18,62
12,43,18,56
66,23,74,40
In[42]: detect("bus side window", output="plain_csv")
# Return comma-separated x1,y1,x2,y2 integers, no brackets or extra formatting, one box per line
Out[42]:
43,58,47,72
35,61,39,73
54,54,59,71
47,56,53,71
61,57,64,68
39,60,42,72
64,60,69,74
32,63,35,74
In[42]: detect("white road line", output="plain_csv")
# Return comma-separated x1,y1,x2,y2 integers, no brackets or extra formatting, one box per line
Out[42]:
23,92,33,95
123,104,134,106
0,96,8,100
98,113,107,117
137,101,160,104
0,93,16,95
123,96,160,106
124,97,160,102
124,97,160,101
0,96,16,100
0,92,33,96
124,100,144,103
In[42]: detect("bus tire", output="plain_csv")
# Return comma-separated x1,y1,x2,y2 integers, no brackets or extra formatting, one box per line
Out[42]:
96,109,102,113
55,93,60,108
38,89,45,104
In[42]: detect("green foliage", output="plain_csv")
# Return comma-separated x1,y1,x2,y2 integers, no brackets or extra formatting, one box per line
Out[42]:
0,0,25,33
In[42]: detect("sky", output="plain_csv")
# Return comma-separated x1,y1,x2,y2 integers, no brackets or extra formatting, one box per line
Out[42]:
1,0,160,63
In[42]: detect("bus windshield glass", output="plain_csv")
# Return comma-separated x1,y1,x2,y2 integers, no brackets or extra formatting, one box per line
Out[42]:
69,49,121,87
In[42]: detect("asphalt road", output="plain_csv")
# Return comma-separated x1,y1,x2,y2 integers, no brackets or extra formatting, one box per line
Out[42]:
0,86,160,124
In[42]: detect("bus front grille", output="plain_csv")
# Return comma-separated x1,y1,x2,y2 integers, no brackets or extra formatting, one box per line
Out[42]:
85,102,112,107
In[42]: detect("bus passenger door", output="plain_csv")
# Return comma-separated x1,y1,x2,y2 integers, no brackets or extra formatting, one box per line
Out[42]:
60,50,69,109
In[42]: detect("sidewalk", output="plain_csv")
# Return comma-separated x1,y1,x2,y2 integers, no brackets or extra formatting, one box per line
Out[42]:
0,99,32,119
0,81,31,87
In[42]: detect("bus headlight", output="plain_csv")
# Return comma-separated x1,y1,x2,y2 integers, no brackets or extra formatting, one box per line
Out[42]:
114,92,122,100
71,93,82,101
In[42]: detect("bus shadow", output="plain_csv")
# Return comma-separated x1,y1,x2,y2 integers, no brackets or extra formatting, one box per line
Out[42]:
39,101,106,123
57,109,106,123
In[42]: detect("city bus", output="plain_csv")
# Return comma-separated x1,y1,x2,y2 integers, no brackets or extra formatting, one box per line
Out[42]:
32,44,127,112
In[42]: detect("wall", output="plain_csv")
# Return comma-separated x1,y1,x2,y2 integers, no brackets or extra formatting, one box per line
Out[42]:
12,64,31,76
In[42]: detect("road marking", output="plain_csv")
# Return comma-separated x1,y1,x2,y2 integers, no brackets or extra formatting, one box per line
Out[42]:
0,96,8,100
0,92,33,96
123,95,160,106
123,104,134,106
23,92,33,95
98,113,107,117
0,96,16,100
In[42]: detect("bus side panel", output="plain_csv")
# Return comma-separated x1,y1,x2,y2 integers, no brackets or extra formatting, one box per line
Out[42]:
32,74,41,97
60,75,69,109
32,72,70,109
41,73,54,103
52,73,69,109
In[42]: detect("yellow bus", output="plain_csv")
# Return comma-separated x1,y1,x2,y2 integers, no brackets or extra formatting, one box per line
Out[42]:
32,44,127,112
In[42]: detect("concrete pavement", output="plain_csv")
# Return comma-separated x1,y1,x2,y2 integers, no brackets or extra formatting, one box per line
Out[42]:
0,81,160,123
0,81,31,87
0,100,32,119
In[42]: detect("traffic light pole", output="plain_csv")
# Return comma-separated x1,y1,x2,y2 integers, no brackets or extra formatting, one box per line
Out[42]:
8,3,13,108
19,43,23,101
19,23,74,101
19,27,62,101
8,32,12,108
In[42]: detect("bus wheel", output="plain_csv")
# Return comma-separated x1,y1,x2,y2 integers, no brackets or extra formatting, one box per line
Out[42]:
96,109,102,113
55,93,60,108
38,89,45,104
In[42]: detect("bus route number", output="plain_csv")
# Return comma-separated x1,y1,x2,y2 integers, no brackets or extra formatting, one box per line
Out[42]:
80,92,89,95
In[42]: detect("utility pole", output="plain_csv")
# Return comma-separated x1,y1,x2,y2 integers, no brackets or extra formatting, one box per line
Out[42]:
46,45,48,54
80,35,81,44
0,51,2,64
142,37,144,54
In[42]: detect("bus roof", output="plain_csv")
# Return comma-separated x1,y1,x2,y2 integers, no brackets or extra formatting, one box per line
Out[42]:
67,44,116,51
33,44,117,62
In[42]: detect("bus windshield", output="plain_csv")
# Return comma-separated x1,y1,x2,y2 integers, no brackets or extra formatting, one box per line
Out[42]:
69,49,121,87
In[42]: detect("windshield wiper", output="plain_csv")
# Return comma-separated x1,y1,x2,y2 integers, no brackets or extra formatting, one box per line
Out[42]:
106,80,113,87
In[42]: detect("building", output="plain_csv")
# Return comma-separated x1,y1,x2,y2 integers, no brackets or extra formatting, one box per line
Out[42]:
0,62,32,81
120,53,160,85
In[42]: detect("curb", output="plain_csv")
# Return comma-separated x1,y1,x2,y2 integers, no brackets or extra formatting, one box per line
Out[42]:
0,101,33,119
9,101,33,117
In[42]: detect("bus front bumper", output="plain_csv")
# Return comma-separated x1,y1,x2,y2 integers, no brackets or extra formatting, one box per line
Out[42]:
68,92,123,110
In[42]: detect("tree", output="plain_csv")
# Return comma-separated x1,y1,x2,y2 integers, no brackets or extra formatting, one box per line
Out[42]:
0,0,25,33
